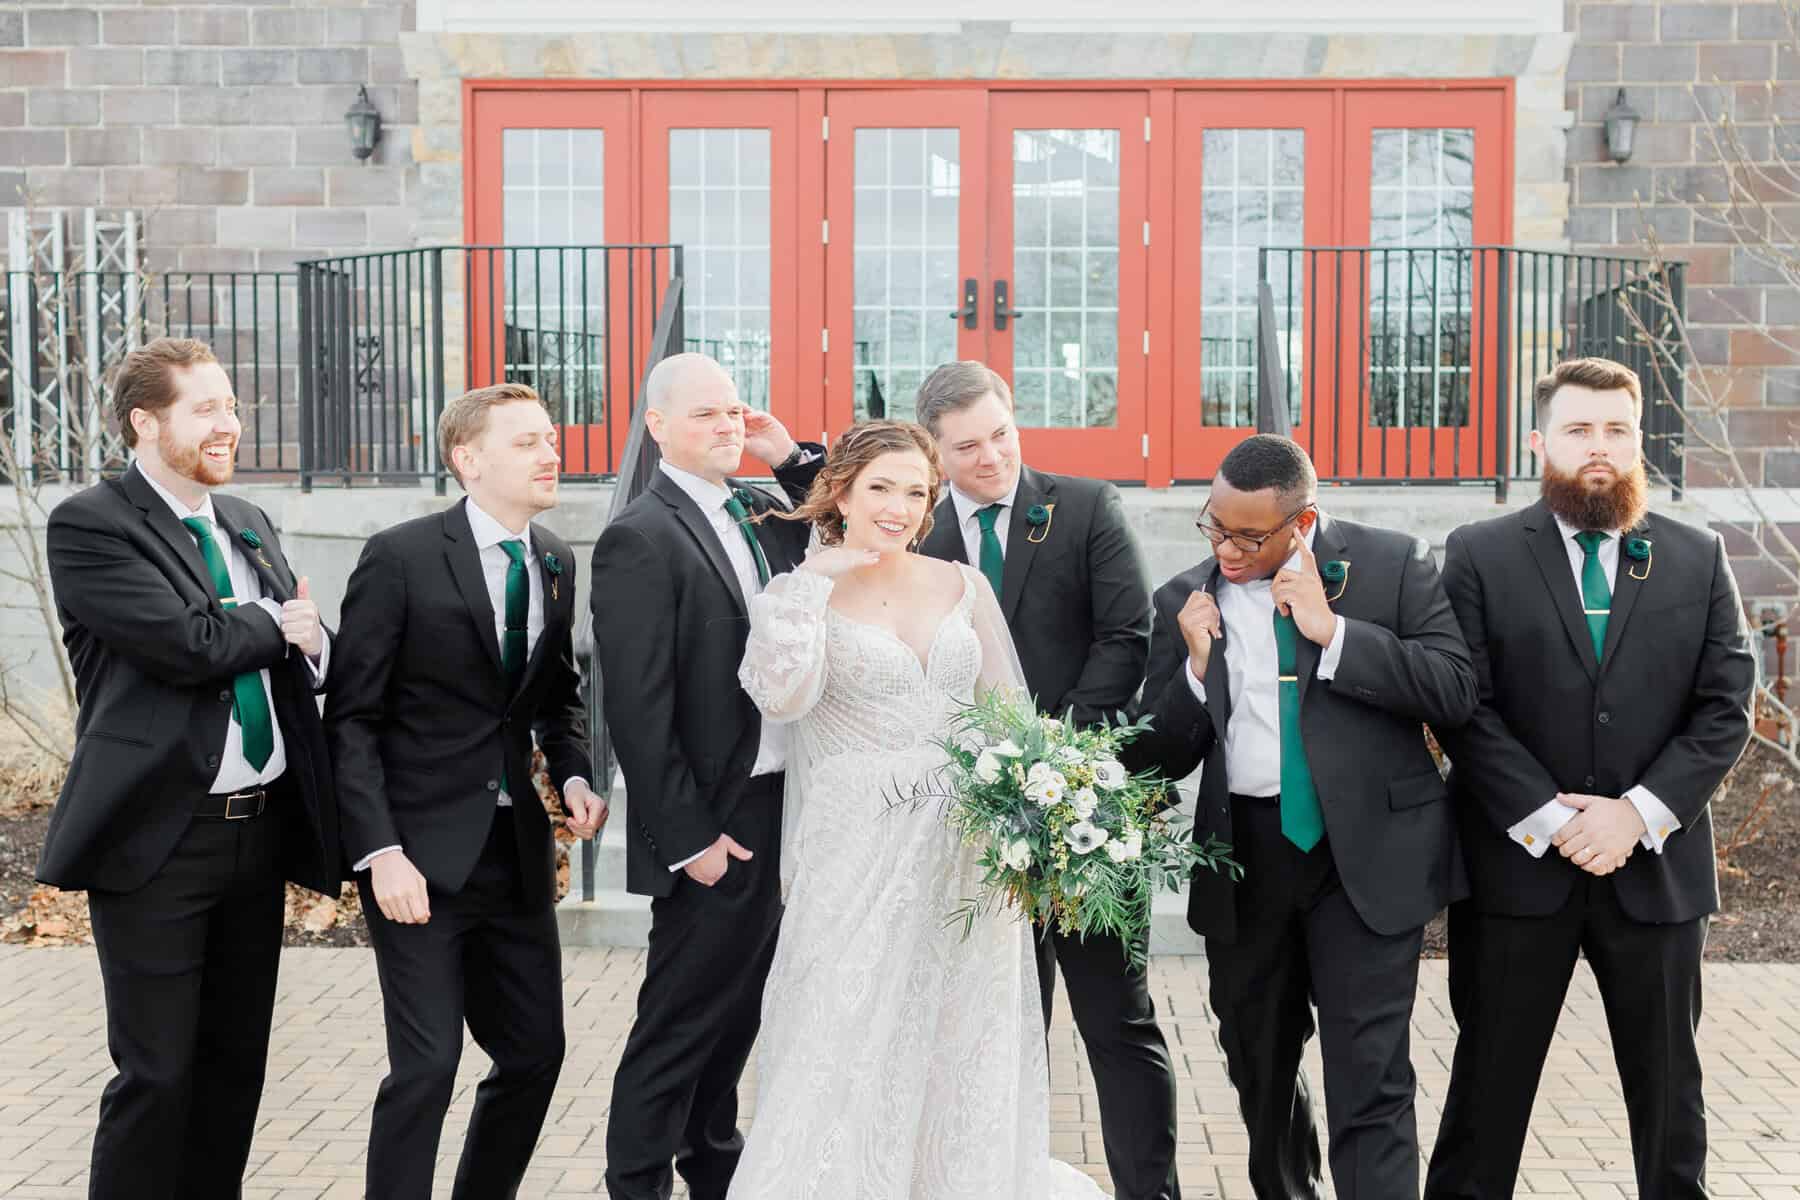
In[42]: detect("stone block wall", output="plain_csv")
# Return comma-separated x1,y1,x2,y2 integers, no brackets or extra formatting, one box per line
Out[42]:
0,2,419,272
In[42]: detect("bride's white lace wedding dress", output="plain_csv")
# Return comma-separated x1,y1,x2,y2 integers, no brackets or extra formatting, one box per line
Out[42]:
731,560,1108,1200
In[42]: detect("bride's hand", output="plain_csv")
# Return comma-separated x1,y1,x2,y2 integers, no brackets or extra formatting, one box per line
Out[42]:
801,546,880,578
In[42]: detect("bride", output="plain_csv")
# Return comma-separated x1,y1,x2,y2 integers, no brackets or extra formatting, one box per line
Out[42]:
730,420,1108,1199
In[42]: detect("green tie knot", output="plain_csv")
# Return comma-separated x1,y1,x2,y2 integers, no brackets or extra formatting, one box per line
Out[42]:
499,537,527,569
976,504,1004,533
1576,530,1608,556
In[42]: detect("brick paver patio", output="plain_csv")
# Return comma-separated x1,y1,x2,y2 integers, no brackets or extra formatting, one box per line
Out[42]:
0,945,1795,1198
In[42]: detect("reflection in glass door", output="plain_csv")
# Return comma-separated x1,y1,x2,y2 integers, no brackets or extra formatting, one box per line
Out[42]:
824,90,987,432
989,93,1148,479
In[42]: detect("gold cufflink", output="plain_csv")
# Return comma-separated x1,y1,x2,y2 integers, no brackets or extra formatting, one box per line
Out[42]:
1524,834,1535,846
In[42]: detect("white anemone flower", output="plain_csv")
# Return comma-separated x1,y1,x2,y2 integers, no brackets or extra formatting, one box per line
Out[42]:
1065,821,1109,855
1055,745,1086,766
1093,760,1129,791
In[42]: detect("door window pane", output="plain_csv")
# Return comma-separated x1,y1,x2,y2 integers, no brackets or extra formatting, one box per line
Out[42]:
1198,128,1305,429
851,128,961,421
1011,128,1121,430
501,128,606,423
1369,128,1474,430
670,128,773,410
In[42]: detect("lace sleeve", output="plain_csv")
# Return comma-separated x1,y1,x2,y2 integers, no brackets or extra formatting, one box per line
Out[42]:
739,567,835,724
961,563,1031,705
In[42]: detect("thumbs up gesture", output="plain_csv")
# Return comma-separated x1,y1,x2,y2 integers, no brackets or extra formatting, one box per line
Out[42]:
280,575,324,657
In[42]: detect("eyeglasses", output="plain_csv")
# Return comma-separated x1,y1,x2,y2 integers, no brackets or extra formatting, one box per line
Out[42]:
1194,504,1314,554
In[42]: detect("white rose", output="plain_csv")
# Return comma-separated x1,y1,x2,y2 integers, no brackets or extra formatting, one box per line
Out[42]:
974,750,1002,784
992,739,1024,758
1071,787,1099,820
1026,761,1056,785
1065,821,1109,855
1000,838,1033,871
1093,760,1129,791
1105,830,1143,862
1025,771,1067,807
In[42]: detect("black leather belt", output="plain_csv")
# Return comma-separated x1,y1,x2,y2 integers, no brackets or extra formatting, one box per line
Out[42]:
195,787,268,820
1229,792,1279,804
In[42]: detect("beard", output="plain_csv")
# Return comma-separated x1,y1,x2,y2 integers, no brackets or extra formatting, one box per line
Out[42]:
160,425,236,488
1540,458,1649,532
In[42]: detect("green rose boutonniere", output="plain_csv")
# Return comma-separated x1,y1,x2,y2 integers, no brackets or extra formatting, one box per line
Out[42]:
238,527,273,569
1624,536,1652,580
543,551,564,599
1025,503,1055,545
1321,559,1350,603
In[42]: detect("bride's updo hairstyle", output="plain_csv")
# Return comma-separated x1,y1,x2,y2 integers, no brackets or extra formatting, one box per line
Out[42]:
781,419,944,547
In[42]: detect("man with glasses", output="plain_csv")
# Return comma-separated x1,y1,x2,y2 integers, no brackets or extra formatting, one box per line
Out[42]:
1128,434,1477,1200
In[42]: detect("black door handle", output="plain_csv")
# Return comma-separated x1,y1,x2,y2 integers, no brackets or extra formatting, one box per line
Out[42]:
948,278,978,329
993,278,1024,331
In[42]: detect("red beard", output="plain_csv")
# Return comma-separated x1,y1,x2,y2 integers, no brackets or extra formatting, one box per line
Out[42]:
1540,458,1649,532
160,427,236,488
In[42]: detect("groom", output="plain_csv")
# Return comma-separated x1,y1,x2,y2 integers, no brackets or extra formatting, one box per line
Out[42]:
596,352,823,1200
914,361,1178,1200
327,382,600,1200
1132,434,1477,1200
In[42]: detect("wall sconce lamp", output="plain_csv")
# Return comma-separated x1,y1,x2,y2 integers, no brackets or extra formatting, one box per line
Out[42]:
345,86,383,162
1603,88,1640,165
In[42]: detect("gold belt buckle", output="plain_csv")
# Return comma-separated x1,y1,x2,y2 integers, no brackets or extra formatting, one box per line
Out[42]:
223,789,260,820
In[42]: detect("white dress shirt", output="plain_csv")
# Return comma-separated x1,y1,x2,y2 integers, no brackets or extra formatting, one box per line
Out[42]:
136,462,329,793
658,459,787,872
355,497,587,872
1183,521,1347,799
948,477,1023,572
1505,518,1682,858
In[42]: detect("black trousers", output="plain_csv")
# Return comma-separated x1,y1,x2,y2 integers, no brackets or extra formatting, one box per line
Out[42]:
1207,794,1424,1200
360,808,566,1200
605,775,783,1200
1036,928,1182,1200
1425,877,1709,1200
86,797,286,1200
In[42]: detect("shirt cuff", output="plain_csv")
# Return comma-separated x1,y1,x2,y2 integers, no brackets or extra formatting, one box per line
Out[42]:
562,776,589,797
1184,656,1207,704
668,848,708,873
252,597,282,625
1508,798,1580,858
1315,615,1347,680
306,628,331,685
353,844,403,873
1625,785,1681,853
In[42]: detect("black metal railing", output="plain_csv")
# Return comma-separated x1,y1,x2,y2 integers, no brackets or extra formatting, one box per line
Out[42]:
297,244,683,492
1254,246,1686,499
1,269,300,483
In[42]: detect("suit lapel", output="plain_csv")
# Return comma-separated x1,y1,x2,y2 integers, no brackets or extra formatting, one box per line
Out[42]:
122,466,215,597
1599,519,1650,670
1524,501,1601,682
443,499,506,681
921,497,968,565
1000,468,1055,623
211,495,294,603
1294,515,1349,708
654,471,747,615
1199,561,1232,737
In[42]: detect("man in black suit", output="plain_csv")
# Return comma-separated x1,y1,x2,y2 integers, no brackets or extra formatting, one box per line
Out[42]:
913,361,1174,1200
1425,358,1755,1200
1132,434,1477,1200
595,352,824,1200
40,336,338,1200
326,382,599,1200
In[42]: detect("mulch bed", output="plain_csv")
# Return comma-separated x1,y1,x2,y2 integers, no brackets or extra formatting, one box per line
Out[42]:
4,749,1795,958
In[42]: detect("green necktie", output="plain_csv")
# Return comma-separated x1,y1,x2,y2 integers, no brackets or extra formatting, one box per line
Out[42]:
1274,610,1325,852
1576,530,1611,662
723,491,771,587
498,539,529,690
180,515,274,771
975,504,1006,599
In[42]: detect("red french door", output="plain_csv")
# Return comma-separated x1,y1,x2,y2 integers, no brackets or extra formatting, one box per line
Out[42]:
1170,90,1337,479
1339,89,1509,481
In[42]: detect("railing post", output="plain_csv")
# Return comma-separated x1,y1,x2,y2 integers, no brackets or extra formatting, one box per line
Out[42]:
297,262,314,493
431,249,447,497
1668,261,1686,501
1494,248,1512,504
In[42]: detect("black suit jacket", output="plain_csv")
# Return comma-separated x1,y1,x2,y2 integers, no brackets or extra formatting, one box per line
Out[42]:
1131,515,1479,944
592,454,823,898
1439,500,1755,924
919,466,1151,724
38,467,339,895
325,499,591,910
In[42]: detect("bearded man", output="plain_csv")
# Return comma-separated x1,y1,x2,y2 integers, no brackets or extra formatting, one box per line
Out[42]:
1424,357,1756,1200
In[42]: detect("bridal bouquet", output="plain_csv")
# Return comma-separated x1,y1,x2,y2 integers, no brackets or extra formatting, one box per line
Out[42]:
929,691,1240,970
